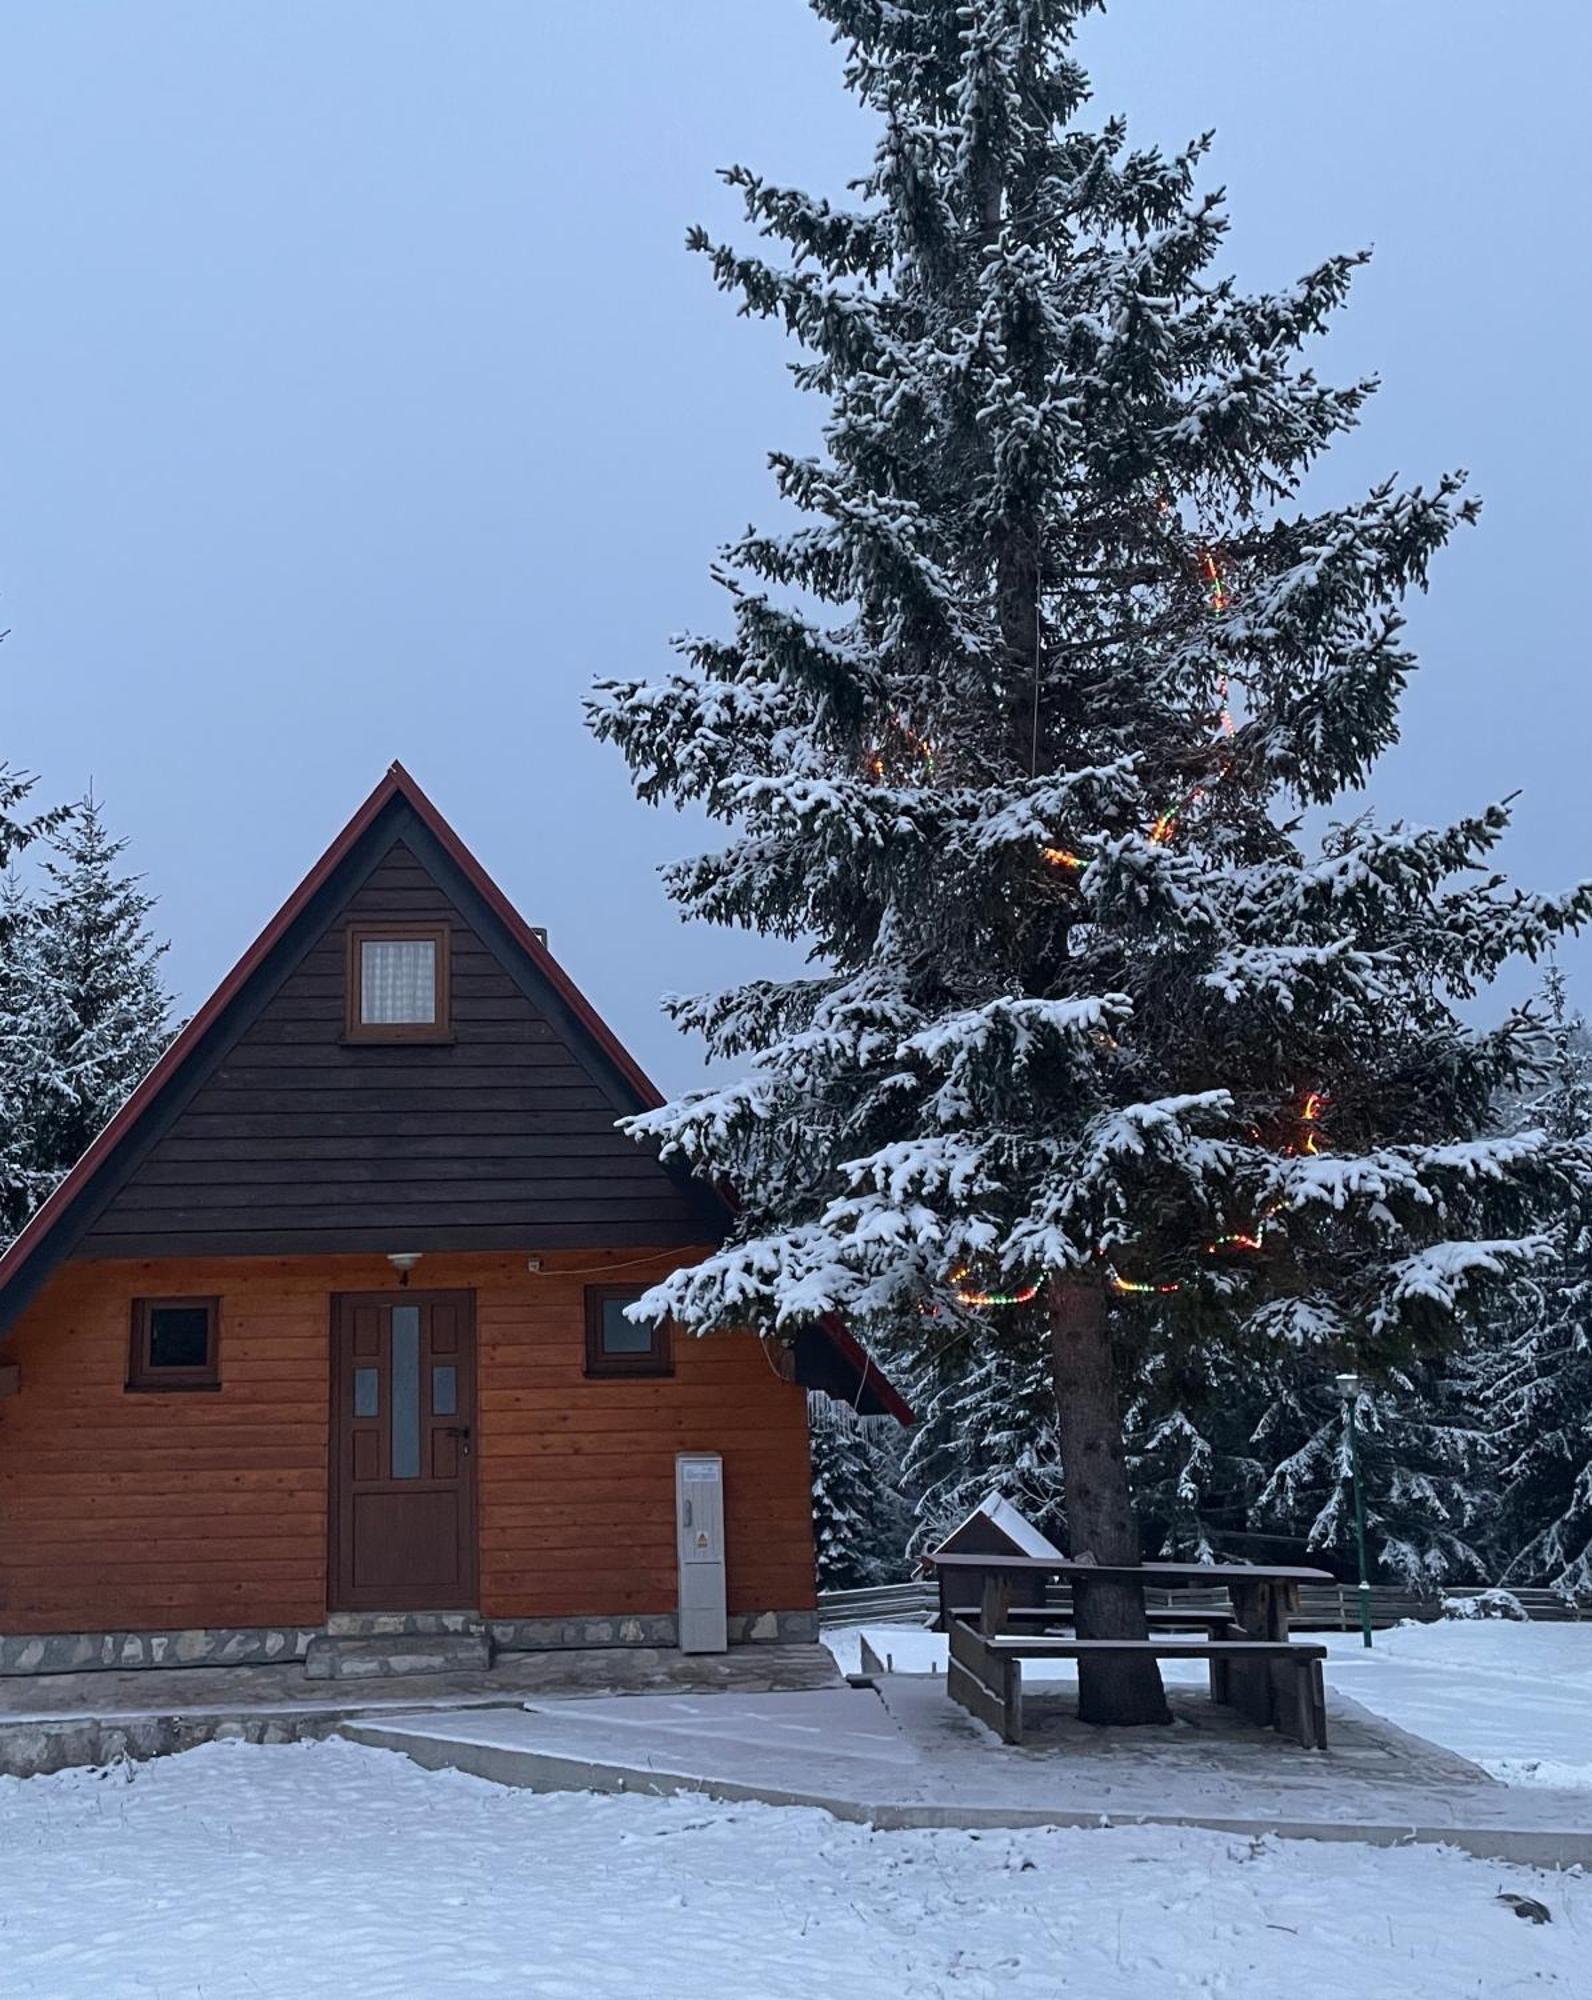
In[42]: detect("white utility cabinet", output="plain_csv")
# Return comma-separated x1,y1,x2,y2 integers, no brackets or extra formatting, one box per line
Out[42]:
675,1451,727,1653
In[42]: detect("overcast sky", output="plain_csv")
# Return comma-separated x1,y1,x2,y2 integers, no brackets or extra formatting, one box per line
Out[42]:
2,1,1587,1089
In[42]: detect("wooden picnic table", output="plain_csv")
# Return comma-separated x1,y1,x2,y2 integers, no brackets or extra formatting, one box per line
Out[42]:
928,1552,1333,1638
925,1552,1338,1746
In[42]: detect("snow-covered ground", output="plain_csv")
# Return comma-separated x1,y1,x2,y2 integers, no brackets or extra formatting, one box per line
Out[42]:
1318,1620,1592,1788
1,1736,1587,1998
824,1617,1592,1788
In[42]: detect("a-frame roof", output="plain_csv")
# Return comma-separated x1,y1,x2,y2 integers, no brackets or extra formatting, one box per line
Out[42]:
0,763,910,1423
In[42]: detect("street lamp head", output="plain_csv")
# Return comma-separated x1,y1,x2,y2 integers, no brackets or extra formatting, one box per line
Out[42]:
1334,1371,1362,1400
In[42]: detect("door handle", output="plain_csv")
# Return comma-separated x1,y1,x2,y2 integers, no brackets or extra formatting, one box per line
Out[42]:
440,1423,472,1455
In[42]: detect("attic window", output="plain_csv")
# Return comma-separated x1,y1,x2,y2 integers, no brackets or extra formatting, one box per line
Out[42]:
345,924,451,1042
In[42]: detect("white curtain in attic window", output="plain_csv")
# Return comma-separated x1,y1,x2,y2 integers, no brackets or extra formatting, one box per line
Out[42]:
361,938,437,1024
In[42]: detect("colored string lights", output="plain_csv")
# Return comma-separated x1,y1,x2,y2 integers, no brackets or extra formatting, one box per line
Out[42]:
1104,1091,1327,1299
950,1267,1042,1308
1297,1091,1326,1155
1106,1270,1182,1297
1147,794,1196,847
1201,550,1228,616
960,1090,1327,1309
863,715,936,785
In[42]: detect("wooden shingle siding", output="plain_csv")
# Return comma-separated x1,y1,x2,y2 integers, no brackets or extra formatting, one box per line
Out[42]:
78,839,713,1260
0,1252,817,1634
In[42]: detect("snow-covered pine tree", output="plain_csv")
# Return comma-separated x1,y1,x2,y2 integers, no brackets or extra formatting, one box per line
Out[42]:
900,1317,1067,1551
0,764,73,1244
1122,1334,1265,1564
809,1398,912,1586
1492,968,1592,1598
0,764,68,874
809,1410,875,1588
32,794,172,1178
1251,1355,1495,1590
0,876,72,1244
589,0,1589,1723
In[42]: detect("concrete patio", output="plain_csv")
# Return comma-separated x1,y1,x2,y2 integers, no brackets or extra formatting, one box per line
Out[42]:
342,1671,1592,1869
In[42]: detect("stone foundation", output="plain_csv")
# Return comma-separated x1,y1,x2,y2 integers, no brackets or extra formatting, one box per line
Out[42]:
0,1608,820,1677
0,1626,317,1678
731,1609,820,1646
487,1609,818,1653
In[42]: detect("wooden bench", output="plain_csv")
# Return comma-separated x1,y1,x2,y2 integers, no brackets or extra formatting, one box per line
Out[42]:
947,1618,1329,1750
1006,1606,1244,1640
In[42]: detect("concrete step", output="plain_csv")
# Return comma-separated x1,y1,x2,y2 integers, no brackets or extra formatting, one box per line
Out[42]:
325,1610,485,1640
304,1632,492,1682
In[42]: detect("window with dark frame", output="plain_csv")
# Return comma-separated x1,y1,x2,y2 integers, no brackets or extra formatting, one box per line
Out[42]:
344,922,451,1042
584,1285,673,1378
128,1297,221,1391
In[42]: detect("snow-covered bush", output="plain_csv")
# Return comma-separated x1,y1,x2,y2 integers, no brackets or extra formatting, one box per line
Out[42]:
1441,1588,1529,1621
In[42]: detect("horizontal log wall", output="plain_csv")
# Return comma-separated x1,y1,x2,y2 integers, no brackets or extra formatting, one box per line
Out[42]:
0,1250,816,1634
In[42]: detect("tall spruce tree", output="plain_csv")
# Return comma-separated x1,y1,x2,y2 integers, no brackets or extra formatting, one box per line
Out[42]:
809,1413,877,1588
1251,1356,1495,1589
589,0,1588,1722
32,795,171,1176
901,1320,1067,1549
1122,1337,1264,1564
809,1399,912,1587
0,765,73,1243
1492,969,1592,1596
0,875,71,1243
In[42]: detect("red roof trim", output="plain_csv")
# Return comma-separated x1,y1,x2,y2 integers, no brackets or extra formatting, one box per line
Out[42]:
0,763,912,1423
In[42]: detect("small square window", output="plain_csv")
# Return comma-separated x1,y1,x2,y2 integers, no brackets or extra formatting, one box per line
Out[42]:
584,1285,673,1378
345,924,451,1041
128,1297,220,1391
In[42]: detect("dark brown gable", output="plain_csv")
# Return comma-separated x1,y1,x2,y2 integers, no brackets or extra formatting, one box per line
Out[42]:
77,835,714,1258
72,828,723,1260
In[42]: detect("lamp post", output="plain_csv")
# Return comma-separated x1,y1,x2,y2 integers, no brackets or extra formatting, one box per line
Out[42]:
1335,1371,1375,1649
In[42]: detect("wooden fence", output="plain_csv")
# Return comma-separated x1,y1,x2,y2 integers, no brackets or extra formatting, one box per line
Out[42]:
817,1579,1587,1632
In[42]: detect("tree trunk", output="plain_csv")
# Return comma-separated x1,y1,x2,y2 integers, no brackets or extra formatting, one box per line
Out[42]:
1049,1277,1170,1726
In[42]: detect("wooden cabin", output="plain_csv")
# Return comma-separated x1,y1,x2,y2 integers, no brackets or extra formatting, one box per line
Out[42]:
0,765,907,1677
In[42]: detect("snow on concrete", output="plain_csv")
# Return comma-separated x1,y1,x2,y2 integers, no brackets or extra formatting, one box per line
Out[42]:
1,1736,1587,1997
825,1617,1592,1788
353,1669,1592,1856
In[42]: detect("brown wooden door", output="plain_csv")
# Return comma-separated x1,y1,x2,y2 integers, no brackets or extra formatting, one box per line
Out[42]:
330,1291,478,1611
